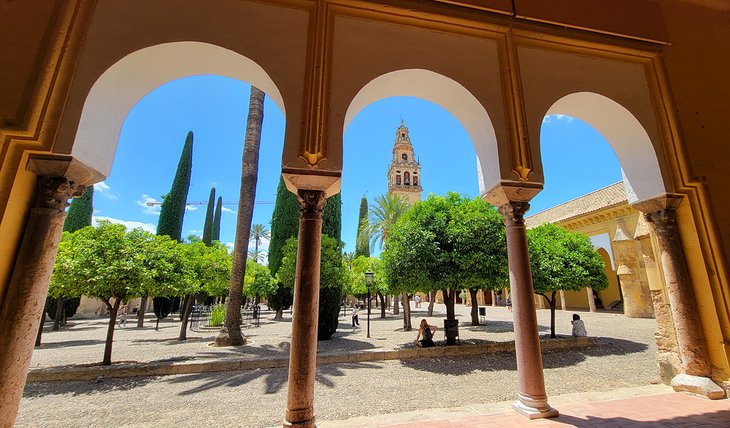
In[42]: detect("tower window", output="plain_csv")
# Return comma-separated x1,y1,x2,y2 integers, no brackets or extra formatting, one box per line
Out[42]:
413,176,418,186
396,175,401,185
404,172,410,185
401,132,406,138
401,153,407,161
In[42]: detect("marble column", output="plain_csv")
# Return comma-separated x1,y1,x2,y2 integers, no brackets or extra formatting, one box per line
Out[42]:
499,201,559,419
0,176,83,424
284,190,326,427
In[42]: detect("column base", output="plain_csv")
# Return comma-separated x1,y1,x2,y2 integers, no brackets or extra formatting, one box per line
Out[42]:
283,417,316,428
671,373,725,399
512,396,559,420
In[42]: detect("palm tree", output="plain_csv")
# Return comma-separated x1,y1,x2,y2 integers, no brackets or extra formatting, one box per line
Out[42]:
250,223,270,255
367,194,410,250
218,86,265,347
248,248,265,263
367,194,411,326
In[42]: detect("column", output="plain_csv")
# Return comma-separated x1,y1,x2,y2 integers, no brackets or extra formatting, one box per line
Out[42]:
586,288,597,312
637,196,723,398
499,201,559,419
644,208,709,376
0,176,83,424
491,290,497,307
284,190,326,427
559,290,567,311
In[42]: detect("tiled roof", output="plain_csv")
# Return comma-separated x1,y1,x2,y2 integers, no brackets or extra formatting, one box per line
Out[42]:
525,182,627,228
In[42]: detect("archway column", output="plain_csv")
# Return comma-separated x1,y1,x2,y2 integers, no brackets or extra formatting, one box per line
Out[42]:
284,189,327,427
633,195,724,399
0,170,84,424
586,288,597,312
486,182,558,419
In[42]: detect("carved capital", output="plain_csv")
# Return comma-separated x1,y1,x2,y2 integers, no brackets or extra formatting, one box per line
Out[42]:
498,201,530,227
297,190,327,217
644,208,678,239
36,176,84,212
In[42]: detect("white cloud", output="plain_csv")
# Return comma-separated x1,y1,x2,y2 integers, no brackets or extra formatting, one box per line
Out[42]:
221,207,235,214
249,236,270,252
136,194,161,215
92,216,156,234
225,242,235,251
94,181,118,200
542,114,575,125
185,205,199,211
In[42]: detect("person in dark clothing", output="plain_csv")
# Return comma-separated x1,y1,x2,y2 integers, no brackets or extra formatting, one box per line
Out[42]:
415,319,437,348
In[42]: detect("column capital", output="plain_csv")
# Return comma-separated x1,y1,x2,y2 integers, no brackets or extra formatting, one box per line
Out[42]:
297,189,327,216
632,193,684,239
498,201,531,227
36,176,85,212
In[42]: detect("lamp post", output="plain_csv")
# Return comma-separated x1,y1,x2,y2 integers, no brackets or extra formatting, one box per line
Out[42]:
365,270,374,339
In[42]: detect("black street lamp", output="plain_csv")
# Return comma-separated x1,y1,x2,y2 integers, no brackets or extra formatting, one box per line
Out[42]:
365,270,374,339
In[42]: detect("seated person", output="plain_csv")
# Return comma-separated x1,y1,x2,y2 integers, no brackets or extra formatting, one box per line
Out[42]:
571,313,587,337
415,319,437,348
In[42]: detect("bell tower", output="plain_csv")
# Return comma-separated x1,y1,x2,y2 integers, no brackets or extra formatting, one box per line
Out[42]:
387,120,422,203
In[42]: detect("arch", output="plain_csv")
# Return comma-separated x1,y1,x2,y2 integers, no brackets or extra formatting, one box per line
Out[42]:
404,171,410,185
72,41,285,177
343,69,501,193
545,92,665,204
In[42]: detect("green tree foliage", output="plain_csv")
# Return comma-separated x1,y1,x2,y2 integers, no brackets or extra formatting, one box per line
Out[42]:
157,131,193,241
50,221,192,365
278,236,346,340
349,256,388,318
63,186,94,233
355,196,370,258
243,259,277,300
384,194,508,327
527,223,608,338
153,297,173,330
202,187,216,246
322,193,341,241
212,196,223,242
267,177,299,319
44,297,80,321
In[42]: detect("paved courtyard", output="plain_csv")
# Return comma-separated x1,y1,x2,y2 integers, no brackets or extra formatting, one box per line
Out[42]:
18,302,664,427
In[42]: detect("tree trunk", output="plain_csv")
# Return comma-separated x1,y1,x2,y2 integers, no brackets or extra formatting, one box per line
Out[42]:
377,292,386,318
443,288,456,320
392,294,399,315
401,292,412,331
35,311,45,347
275,308,283,320
549,290,557,338
469,288,480,326
427,290,436,316
137,295,148,328
103,298,122,366
178,295,194,340
52,297,64,331
155,316,161,331
222,86,265,346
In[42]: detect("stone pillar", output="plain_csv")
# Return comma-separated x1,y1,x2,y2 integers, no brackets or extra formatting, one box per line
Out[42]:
284,190,326,427
499,201,559,419
491,290,497,307
586,288,597,312
0,176,83,424
637,196,723,398
559,290,567,311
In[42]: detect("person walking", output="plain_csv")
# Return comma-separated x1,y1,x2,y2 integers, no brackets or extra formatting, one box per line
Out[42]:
117,304,128,328
352,305,360,328
414,294,421,308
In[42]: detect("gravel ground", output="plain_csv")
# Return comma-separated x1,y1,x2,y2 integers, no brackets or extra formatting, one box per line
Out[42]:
18,302,659,427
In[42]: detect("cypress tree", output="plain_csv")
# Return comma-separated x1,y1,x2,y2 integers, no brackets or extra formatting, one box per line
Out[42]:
212,196,223,242
318,193,343,340
157,131,193,241
267,177,300,319
355,196,370,257
202,187,216,246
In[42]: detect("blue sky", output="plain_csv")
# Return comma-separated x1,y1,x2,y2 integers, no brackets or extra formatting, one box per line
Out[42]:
92,75,622,257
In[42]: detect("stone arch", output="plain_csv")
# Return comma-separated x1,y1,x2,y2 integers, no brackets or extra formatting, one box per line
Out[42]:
544,92,665,204
343,69,501,193
596,247,621,306
71,41,285,178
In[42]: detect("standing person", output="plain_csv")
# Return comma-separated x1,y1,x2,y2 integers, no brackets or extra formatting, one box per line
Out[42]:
571,313,587,337
415,319,437,348
506,296,512,312
351,305,360,328
117,304,128,328
414,294,421,308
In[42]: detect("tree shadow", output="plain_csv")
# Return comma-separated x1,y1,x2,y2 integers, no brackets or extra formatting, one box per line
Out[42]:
34,339,106,349
22,376,157,398
163,360,383,396
317,337,378,354
399,336,649,375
